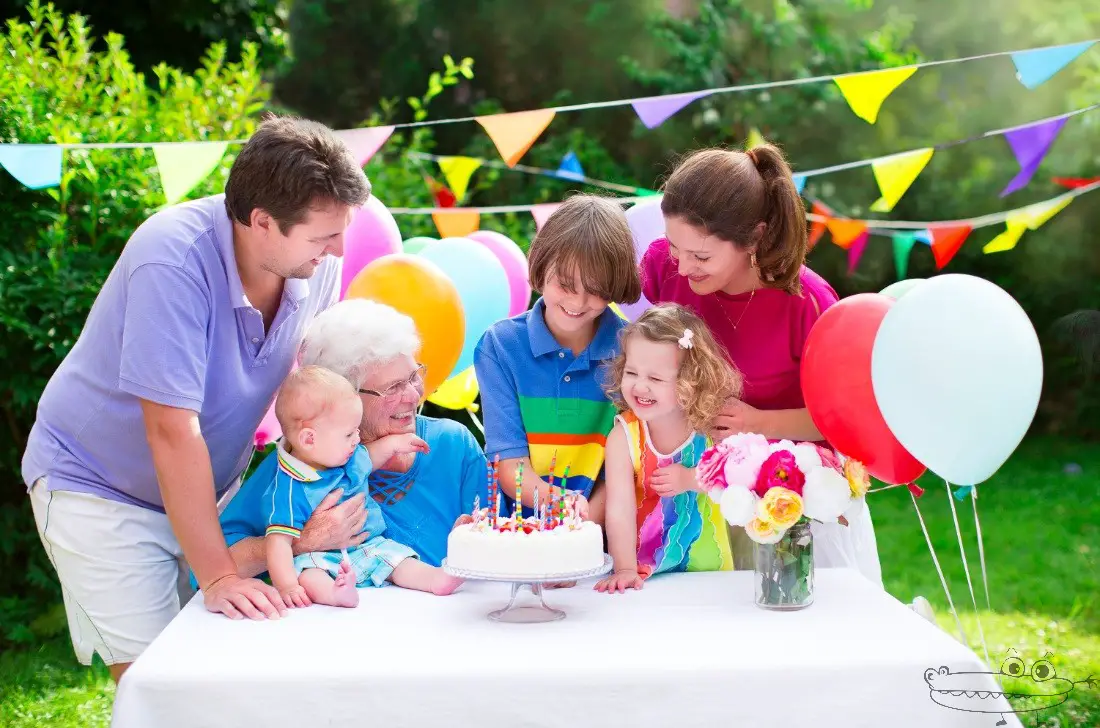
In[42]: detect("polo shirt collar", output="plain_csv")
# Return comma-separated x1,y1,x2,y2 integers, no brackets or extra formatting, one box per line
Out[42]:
276,441,322,482
527,297,621,362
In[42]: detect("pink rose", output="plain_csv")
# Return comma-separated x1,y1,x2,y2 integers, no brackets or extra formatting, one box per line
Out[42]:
722,433,771,489
752,450,806,497
696,441,733,491
815,444,844,474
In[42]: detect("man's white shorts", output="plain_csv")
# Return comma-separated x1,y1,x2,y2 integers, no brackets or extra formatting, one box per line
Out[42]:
29,478,195,666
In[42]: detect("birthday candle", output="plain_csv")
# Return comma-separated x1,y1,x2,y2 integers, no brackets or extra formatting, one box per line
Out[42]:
515,461,523,520
560,465,570,519
492,454,501,526
534,479,540,530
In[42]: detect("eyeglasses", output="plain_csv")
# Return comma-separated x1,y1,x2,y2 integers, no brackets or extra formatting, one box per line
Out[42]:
358,364,426,400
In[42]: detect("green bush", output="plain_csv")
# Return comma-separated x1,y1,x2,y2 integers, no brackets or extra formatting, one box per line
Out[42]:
0,0,269,647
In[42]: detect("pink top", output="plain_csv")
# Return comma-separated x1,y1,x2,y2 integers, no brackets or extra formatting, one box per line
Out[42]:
641,237,838,412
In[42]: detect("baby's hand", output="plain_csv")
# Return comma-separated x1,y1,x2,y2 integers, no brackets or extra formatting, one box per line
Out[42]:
594,569,646,594
383,433,430,456
278,583,312,609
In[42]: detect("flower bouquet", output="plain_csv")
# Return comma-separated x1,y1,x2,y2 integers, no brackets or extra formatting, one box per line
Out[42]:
696,434,869,610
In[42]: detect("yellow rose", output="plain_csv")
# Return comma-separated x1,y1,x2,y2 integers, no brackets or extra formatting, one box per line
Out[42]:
844,459,870,498
745,517,783,545
756,486,804,530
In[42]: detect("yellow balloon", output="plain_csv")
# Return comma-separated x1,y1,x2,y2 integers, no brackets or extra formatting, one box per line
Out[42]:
427,366,480,410
345,254,464,398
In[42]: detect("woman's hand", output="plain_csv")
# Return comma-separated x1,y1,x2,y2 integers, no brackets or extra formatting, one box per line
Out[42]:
651,464,698,497
710,397,763,440
297,489,370,554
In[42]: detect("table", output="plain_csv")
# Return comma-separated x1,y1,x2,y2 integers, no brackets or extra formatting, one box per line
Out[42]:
112,569,1021,728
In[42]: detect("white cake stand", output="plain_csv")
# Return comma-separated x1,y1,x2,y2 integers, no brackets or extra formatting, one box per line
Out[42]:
442,555,612,623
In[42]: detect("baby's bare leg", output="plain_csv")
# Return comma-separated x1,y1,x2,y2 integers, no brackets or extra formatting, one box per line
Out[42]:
300,562,359,608
389,559,463,596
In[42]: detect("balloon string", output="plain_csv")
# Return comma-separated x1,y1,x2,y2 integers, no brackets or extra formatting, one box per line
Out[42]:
971,487,992,611
466,406,485,435
911,489,969,646
945,479,991,668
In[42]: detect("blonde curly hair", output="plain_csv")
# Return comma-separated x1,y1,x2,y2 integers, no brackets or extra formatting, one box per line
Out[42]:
603,303,742,433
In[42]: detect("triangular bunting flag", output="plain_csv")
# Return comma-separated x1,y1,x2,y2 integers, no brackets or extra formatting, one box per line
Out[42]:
826,218,868,250
847,230,870,274
793,174,806,195
746,127,766,149
432,210,480,238
1021,196,1073,229
153,142,229,205
531,203,561,231
1052,175,1100,189
929,225,972,269
635,188,661,197
892,232,918,279
631,91,710,129
335,126,394,166
423,174,457,208
0,144,63,189
914,229,933,245
983,220,1028,254
437,156,481,201
807,201,832,250
834,67,917,124
476,110,556,167
1001,117,1067,196
1010,41,1096,89
557,151,585,180
869,148,934,212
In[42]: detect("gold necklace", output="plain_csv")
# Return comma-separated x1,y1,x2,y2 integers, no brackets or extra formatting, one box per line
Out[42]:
717,286,756,331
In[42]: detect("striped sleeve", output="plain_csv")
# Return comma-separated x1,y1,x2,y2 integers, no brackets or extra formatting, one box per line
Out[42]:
261,471,303,539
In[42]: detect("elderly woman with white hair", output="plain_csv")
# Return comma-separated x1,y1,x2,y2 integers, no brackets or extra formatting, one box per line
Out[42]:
218,299,489,575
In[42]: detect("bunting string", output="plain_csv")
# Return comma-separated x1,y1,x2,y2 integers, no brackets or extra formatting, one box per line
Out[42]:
407,150,643,194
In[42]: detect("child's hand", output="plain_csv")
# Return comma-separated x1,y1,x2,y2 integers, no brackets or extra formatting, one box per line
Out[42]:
386,433,430,455
595,569,647,594
651,464,697,497
278,583,312,609
568,493,591,520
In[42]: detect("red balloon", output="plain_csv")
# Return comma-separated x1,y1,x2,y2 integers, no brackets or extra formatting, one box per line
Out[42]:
801,293,925,485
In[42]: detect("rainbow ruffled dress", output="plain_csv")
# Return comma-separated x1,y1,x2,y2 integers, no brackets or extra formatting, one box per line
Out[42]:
615,412,733,574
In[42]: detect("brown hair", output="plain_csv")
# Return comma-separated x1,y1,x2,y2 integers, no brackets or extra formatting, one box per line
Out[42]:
604,303,742,433
225,114,372,234
660,143,807,295
527,194,642,304
275,365,358,438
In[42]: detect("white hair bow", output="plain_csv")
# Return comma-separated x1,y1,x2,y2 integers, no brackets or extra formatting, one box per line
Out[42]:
678,329,694,349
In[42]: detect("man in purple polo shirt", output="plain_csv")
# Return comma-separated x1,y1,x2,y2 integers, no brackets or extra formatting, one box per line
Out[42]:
21,115,372,682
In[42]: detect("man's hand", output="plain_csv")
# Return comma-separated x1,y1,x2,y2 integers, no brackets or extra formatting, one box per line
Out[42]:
296,489,369,554
203,574,287,620
651,464,698,497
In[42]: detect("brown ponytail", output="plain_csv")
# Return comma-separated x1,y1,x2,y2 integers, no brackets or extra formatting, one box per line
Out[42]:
660,143,808,295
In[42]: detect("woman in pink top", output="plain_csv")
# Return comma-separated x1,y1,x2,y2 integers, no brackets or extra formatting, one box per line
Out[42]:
640,144,882,584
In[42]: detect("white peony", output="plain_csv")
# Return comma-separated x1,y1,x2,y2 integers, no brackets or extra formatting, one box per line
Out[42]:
843,495,866,521
802,467,852,522
745,517,785,544
720,485,758,527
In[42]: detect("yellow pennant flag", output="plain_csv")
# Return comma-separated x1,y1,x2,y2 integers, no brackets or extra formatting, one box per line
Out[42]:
746,127,766,149
1022,196,1073,229
153,142,229,205
983,195,1073,254
437,156,481,201
834,67,917,124
983,220,1028,254
476,110,556,167
432,210,480,238
870,148,934,212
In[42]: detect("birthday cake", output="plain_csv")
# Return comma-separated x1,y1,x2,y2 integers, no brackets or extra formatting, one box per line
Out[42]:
445,462,606,578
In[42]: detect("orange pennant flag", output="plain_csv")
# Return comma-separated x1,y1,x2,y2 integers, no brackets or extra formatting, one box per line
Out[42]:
432,210,480,238
929,225,972,269
807,201,832,250
476,110,556,167
826,218,868,250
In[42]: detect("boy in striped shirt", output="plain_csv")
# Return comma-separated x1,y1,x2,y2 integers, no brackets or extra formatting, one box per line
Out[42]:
474,195,643,530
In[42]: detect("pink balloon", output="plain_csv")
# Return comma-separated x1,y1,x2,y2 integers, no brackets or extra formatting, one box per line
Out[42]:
254,400,281,449
340,196,403,298
466,230,531,316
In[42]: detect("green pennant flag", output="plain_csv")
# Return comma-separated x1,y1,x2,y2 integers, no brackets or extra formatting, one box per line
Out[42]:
892,232,918,279
635,188,661,196
153,142,230,205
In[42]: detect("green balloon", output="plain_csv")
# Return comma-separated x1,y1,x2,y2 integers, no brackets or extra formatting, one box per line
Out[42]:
880,278,925,300
403,236,438,254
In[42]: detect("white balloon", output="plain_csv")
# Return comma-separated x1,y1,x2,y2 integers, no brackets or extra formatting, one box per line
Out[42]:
624,197,666,258
871,274,1042,485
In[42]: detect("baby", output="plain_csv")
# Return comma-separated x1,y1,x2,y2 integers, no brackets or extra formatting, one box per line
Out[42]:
261,365,463,608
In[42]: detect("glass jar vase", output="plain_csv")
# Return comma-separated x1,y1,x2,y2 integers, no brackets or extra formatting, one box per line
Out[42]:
753,519,814,610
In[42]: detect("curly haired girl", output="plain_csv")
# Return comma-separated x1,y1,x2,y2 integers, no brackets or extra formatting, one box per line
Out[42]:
595,303,742,593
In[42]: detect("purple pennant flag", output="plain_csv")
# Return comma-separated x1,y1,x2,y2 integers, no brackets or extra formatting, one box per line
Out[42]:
631,92,711,129
1001,117,1068,197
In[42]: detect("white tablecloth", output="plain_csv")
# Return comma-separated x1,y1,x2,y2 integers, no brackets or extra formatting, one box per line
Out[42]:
112,569,1020,728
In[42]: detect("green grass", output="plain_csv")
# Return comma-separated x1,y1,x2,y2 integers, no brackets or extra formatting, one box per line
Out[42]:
2,437,1097,727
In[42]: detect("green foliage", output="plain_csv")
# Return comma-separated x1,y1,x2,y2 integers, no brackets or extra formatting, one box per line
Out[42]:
0,0,269,648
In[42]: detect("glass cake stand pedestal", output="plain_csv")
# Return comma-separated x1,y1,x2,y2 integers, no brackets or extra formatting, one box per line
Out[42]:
442,555,612,623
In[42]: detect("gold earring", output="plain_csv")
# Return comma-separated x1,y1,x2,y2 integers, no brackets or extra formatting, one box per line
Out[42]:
750,252,758,269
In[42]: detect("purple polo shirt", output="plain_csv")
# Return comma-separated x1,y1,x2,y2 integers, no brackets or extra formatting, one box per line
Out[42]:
21,194,341,511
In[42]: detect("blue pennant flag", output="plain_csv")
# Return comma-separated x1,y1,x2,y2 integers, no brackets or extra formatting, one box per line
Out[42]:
557,151,585,181
793,174,806,194
1011,41,1096,89
0,144,63,189
914,229,933,245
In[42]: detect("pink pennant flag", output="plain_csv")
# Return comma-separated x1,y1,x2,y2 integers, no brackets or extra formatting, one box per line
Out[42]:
335,126,395,166
847,230,870,274
531,203,561,231
1000,118,1067,196
631,91,711,129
